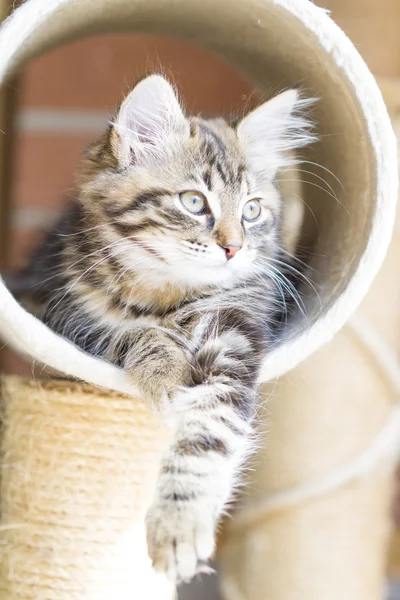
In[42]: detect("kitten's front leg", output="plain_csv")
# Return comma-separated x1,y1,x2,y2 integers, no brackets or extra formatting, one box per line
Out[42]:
112,327,190,409
146,399,252,582
146,327,260,582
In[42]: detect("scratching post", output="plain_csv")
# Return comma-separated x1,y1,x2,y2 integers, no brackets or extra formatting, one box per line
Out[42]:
0,1,397,598
0,377,173,599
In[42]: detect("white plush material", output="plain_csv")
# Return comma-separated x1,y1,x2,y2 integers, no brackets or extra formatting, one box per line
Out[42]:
0,0,397,395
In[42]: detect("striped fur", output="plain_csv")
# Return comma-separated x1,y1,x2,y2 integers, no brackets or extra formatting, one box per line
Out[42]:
16,75,314,583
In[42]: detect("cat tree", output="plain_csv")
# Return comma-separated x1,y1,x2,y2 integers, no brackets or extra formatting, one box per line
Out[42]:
0,0,397,598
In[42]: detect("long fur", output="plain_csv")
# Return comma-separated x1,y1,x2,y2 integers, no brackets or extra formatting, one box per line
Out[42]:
15,74,315,583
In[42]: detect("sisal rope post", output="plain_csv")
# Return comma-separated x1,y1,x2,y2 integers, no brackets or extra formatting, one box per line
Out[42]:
217,95,400,600
0,377,174,600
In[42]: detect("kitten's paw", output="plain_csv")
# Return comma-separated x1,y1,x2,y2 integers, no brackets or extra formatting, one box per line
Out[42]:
145,501,215,583
130,353,190,411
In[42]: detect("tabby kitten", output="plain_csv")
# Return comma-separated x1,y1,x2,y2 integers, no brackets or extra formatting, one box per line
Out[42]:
17,75,314,583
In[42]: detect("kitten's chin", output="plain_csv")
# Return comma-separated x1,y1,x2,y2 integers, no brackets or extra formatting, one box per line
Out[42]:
168,260,240,287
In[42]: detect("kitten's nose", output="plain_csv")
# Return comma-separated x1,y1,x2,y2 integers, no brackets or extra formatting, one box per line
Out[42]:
221,244,242,260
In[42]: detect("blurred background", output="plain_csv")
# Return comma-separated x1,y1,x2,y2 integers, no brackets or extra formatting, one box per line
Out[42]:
0,0,400,597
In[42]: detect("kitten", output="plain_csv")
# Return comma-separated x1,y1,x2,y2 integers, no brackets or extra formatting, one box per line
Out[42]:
15,75,314,583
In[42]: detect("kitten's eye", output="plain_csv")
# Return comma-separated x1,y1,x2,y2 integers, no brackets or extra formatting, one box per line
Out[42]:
179,191,207,214
242,199,262,222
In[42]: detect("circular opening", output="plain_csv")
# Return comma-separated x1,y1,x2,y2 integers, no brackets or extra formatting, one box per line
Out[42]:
3,33,262,375
1,0,391,387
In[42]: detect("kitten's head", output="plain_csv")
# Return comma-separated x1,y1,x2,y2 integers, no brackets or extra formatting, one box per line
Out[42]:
79,74,314,289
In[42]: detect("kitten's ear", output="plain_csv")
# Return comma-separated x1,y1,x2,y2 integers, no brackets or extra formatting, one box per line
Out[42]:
237,89,315,179
111,74,189,167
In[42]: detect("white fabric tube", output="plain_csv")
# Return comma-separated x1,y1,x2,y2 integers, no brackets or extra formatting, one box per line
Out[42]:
0,0,397,392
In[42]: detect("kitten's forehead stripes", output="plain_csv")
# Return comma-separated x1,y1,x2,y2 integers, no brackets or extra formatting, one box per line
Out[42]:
195,122,231,185
215,161,228,185
198,122,228,157
195,121,247,189
202,169,212,191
